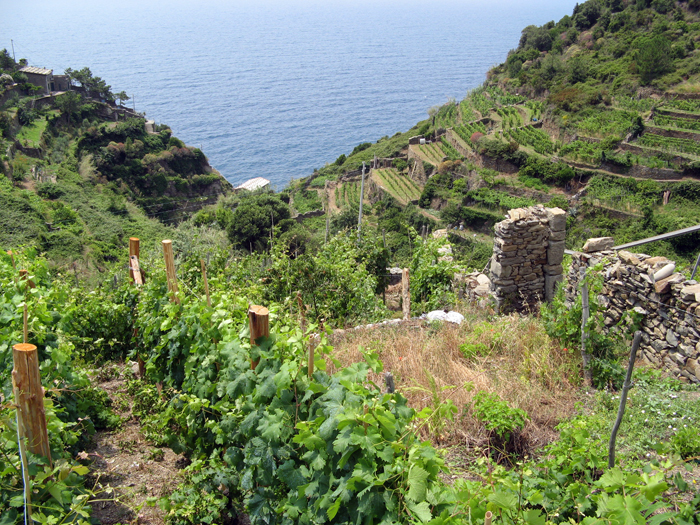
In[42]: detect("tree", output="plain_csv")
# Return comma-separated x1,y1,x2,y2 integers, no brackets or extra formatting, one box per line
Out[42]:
573,1,601,30
636,35,673,84
0,49,16,72
115,91,130,106
65,67,113,101
519,25,553,52
226,192,292,251
55,91,82,124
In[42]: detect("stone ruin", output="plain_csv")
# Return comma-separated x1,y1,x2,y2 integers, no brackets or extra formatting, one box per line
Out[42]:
567,241,700,384
488,206,567,312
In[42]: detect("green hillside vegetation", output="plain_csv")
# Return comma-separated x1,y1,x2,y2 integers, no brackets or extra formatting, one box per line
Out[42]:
0,52,230,274
277,0,700,271
4,3,700,523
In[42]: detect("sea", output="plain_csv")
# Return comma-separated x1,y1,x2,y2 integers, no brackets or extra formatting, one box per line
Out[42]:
2,0,579,189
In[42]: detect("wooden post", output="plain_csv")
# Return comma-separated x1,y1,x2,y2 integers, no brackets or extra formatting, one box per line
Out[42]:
608,331,642,468
402,268,410,320
248,305,269,370
162,240,180,304
18,270,35,289
308,345,314,378
130,256,143,286
580,267,592,387
129,238,140,283
12,344,52,464
201,259,211,308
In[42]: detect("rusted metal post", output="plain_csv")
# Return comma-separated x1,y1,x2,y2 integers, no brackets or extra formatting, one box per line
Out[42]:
402,268,410,320
162,240,180,304
248,305,269,370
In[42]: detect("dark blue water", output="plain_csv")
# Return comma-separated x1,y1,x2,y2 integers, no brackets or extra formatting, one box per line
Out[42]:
2,0,578,187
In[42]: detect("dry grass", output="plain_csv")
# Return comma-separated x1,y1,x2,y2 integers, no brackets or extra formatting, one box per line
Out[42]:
327,303,582,453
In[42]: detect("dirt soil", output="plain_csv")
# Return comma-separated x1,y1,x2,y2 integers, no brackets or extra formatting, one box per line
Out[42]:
84,364,184,525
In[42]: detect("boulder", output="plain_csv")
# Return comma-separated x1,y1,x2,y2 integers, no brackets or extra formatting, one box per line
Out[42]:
653,263,675,282
680,283,700,303
583,237,614,253
618,251,640,265
425,310,465,325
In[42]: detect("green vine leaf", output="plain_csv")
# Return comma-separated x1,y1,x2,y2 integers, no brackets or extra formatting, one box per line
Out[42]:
407,465,429,502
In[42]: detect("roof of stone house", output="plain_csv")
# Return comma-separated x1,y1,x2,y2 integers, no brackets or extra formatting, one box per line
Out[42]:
19,66,53,76
236,177,270,191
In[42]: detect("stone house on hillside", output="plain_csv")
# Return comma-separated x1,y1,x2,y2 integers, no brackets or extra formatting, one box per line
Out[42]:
19,66,70,95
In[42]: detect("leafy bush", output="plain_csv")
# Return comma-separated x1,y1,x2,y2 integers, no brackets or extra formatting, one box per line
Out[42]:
409,231,455,312
671,427,700,460
227,192,292,251
471,391,528,460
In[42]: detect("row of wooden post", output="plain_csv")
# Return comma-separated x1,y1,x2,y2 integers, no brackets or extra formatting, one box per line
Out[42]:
10,239,409,511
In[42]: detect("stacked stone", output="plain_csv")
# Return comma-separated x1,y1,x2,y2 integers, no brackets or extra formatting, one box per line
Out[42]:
567,242,700,384
489,206,566,312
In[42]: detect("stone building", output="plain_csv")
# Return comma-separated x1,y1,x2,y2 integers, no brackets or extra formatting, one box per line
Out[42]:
18,66,70,94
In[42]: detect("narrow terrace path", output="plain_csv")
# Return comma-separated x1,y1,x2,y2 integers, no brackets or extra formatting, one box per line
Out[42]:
85,364,183,525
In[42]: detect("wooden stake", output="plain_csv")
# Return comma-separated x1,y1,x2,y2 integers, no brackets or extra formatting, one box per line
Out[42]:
23,303,28,344
608,331,641,468
248,305,269,370
12,344,52,464
201,259,211,307
19,270,35,288
130,256,143,286
308,345,314,378
484,511,493,525
129,237,140,283
162,240,180,304
402,268,410,320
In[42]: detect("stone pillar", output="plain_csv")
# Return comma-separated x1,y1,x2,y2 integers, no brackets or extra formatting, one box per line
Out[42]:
490,206,565,312
545,208,567,302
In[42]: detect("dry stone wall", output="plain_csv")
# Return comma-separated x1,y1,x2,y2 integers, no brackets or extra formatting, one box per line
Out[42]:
566,248,700,384
489,206,566,312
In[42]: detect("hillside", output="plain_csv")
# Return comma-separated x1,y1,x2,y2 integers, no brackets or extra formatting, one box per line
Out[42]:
0,56,231,275
3,3,700,525
252,0,699,273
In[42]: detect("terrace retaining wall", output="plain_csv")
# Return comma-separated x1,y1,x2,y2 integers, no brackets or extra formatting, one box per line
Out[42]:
566,249,700,384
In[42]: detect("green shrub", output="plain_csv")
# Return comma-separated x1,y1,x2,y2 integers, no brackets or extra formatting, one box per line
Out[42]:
671,427,700,460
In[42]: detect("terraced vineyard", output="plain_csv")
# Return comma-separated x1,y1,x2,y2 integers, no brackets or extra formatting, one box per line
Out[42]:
372,168,422,203
434,103,458,129
496,106,523,129
414,142,446,165
453,121,487,147
459,99,478,122
504,126,557,155
638,132,700,158
652,114,700,132
337,181,363,207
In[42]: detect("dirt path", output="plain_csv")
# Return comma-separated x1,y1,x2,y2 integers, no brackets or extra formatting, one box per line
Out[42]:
85,364,184,525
